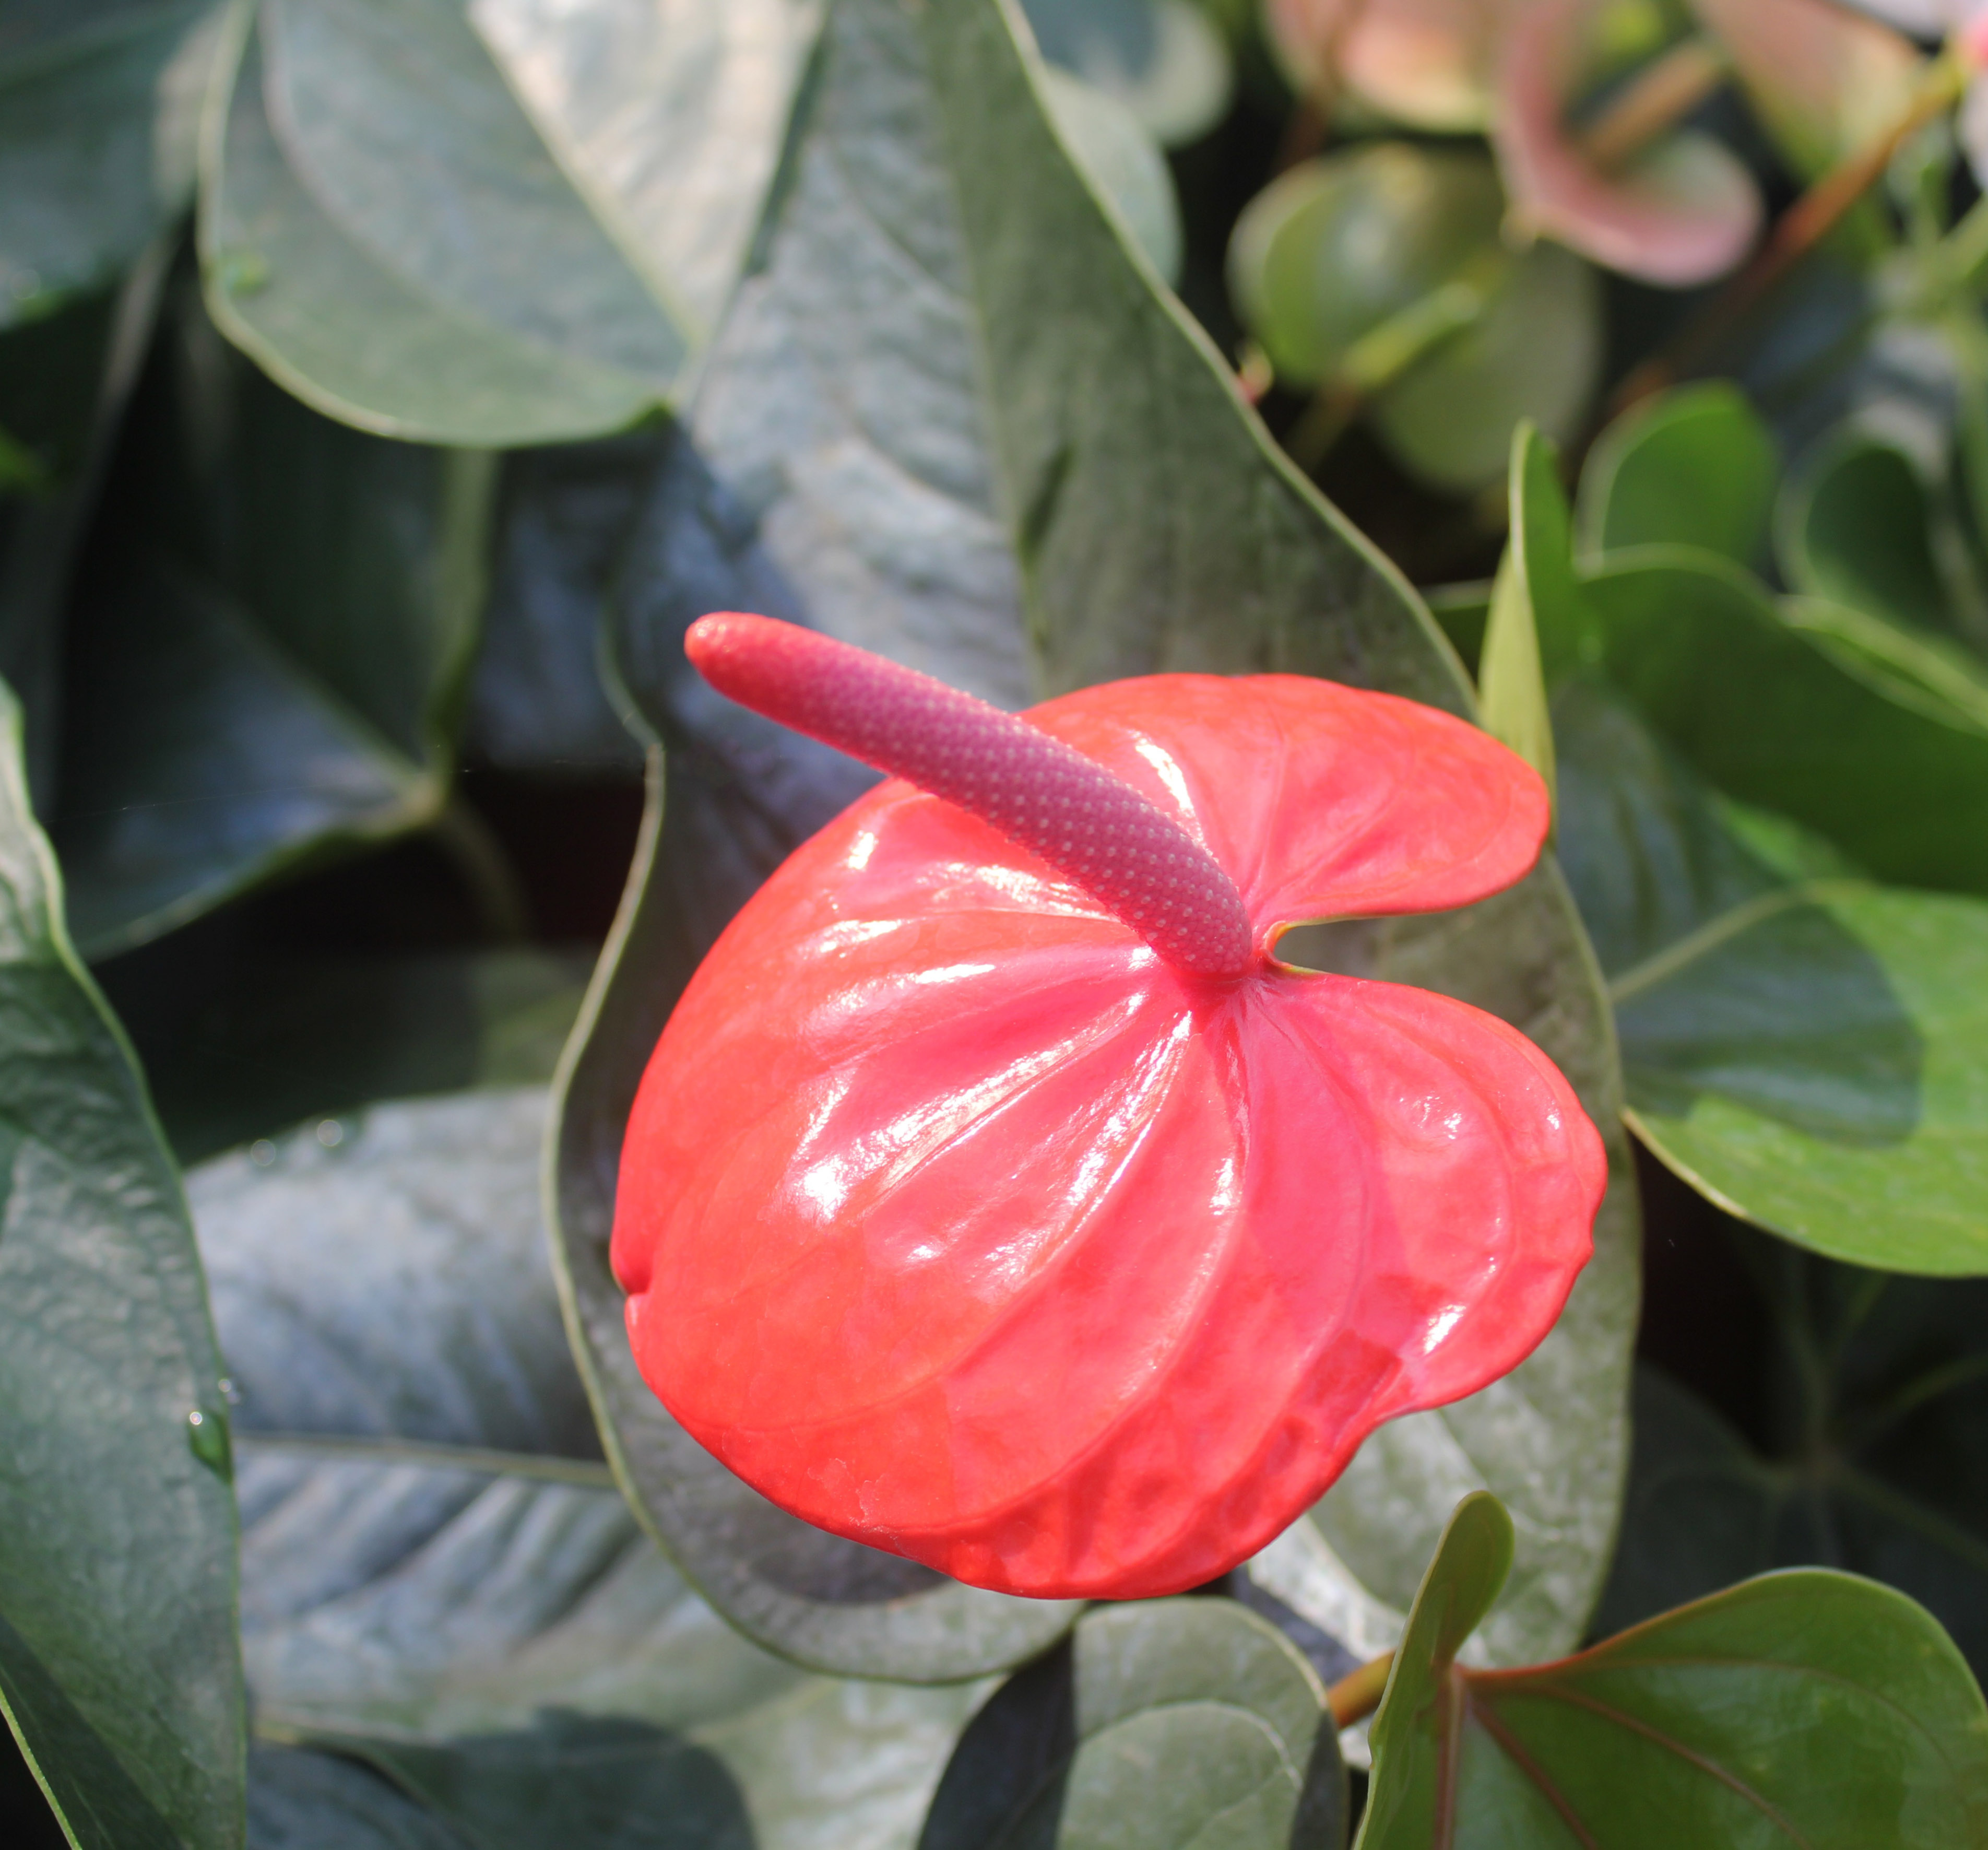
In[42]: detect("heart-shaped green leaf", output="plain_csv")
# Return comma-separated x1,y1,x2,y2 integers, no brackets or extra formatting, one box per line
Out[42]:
50,284,493,956
1778,428,1957,638
0,678,244,1850
1578,382,1779,567
554,0,1634,1686
200,0,821,445
921,1600,1345,1850
1358,1491,1988,1848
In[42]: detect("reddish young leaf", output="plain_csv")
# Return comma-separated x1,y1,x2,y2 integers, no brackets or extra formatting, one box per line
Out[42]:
612,615,1606,1600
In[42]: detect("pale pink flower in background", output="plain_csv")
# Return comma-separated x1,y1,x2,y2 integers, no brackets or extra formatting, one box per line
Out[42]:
1690,0,1924,180
1265,0,1508,130
1492,0,1762,287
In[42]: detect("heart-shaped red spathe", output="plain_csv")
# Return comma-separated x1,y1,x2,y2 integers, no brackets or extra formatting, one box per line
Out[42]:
613,666,1606,1600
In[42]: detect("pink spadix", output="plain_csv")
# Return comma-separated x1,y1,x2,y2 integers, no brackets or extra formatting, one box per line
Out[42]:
685,613,1257,979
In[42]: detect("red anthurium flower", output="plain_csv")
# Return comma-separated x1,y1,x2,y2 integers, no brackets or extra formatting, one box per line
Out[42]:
613,614,1606,1601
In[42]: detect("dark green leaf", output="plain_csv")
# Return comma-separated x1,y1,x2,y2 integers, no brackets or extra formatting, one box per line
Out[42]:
557,0,1634,1683
1019,0,1233,146
52,285,494,956
1778,428,1954,637
0,254,169,803
1555,669,1988,1272
246,1749,470,1850
921,1600,1345,1850
1600,1249,1988,1683
1360,1492,1988,1848
0,0,217,323
1582,547,1988,895
146,948,592,1166
466,438,658,777
0,678,244,1850
1576,382,1778,567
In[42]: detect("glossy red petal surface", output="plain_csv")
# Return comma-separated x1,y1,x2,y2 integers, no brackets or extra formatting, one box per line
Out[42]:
614,674,1601,1598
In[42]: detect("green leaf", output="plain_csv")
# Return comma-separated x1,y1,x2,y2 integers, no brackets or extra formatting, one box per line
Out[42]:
1581,546,1988,895
51,286,494,956
1226,144,1506,392
1,254,170,802
192,1090,983,1850
1576,381,1778,566
246,1748,471,1850
1352,1494,1512,1850
190,1090,602,1459
1476,422,1569,806
555,0,1634,1683
1778,427,1955,637
1557,678,1988,1272
202,1,819,445
1037,68,1184,284
1368,243,1602,498
1019,0,1234,146
1600,1285,1988,1678
1359,1492,1988,1849
0,0,218,324
1616,880,1988,1274
921,1600,1346,1850
466,437,658,777
0,677,244,1850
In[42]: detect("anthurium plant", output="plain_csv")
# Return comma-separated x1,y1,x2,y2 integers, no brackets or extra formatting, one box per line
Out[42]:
3,1,1988,1847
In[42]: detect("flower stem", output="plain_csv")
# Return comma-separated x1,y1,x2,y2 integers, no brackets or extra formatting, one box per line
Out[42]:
1575,36,1729,173
1328,1651,1396,1728
685,612,1258,978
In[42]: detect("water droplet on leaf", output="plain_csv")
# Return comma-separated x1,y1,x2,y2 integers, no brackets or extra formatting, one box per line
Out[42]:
186,1408,231,1481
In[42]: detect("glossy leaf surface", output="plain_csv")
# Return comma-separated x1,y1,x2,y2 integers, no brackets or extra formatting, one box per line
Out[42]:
555,0,1634,1677
0,680,244,1850
1358,1492,1988,1848
1577,381,1779,567
203,2,821,445
921,1600,1345,1850
196,1090,985,1850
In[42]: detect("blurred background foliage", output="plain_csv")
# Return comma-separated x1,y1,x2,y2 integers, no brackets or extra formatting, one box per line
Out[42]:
5,1,1988,1846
